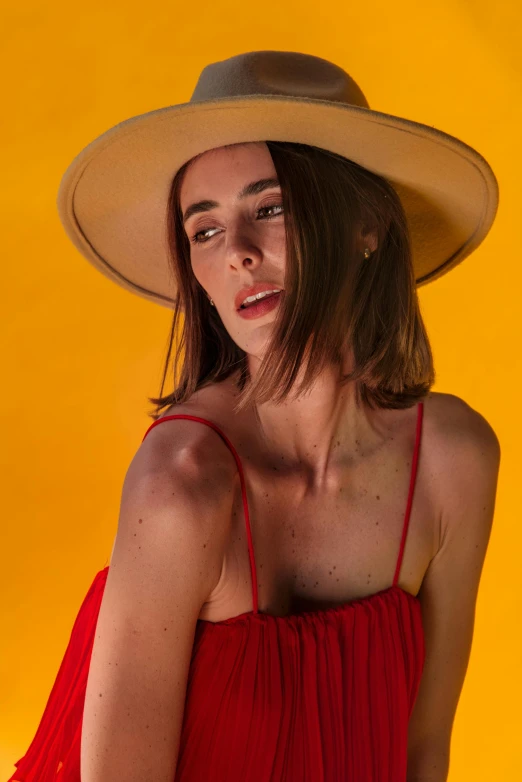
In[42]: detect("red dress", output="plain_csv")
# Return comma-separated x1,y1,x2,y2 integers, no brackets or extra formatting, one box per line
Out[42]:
8,402,425,782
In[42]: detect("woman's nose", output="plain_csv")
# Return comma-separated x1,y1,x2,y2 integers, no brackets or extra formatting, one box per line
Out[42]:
226,224,263,265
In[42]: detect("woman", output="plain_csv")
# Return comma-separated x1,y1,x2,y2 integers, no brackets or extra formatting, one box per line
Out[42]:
9,51,501,782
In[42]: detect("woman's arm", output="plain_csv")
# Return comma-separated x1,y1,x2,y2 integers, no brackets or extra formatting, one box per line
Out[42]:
81,420,236,782
407,397,501,782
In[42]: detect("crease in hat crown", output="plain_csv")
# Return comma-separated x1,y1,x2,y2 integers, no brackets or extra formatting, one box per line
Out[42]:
56,49,499,310
190,50,371,108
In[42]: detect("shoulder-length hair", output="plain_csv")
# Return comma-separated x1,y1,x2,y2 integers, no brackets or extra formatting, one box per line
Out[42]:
147,141,434,420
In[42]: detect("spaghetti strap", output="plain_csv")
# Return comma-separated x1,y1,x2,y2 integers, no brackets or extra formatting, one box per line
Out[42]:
392,401,424,587
142,414,259,613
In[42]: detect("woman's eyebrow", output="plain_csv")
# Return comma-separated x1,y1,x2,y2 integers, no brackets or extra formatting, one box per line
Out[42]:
182,177,281,225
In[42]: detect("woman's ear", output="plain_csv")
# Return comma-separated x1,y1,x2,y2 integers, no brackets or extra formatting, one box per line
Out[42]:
357,223,378,254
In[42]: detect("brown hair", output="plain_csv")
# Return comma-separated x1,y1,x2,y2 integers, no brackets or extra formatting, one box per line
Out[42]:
147,141,434,420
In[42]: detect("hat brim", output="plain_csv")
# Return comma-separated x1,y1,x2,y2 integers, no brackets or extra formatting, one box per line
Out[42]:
57,94,499,309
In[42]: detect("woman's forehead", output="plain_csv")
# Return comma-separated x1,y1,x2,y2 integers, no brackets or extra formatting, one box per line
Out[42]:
180,143,278,206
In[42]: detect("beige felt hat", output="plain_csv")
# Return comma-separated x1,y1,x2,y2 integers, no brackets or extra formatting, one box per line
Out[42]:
57,50,499,309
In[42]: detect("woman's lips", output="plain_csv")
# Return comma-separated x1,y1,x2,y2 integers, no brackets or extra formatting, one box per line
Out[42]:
237,290,283,319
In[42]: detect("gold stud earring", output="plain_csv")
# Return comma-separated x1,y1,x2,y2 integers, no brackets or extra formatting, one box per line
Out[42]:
363,247,371,259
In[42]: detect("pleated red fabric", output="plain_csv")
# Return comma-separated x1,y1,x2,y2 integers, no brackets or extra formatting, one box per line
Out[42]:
8,402,425,782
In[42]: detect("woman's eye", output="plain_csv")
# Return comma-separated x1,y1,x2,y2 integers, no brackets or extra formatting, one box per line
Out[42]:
258,203,284,219
190,228,217,244
190,203,284,244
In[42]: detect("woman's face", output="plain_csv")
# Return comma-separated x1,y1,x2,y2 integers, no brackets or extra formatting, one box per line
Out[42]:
180,142,286,357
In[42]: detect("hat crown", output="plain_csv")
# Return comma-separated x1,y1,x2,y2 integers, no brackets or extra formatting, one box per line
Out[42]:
190,50,370,109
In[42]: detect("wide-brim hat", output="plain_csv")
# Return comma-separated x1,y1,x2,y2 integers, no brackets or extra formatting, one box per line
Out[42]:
57,50,499,310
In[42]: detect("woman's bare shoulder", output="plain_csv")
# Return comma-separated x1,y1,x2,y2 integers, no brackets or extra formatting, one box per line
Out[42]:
422,390,499,447
143,375,250,469
421,391,500,513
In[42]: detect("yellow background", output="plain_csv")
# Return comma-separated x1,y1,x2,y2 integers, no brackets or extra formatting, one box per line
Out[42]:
1,1,520,779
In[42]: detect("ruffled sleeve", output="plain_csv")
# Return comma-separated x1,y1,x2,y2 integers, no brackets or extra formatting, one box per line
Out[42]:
7,567,109,782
